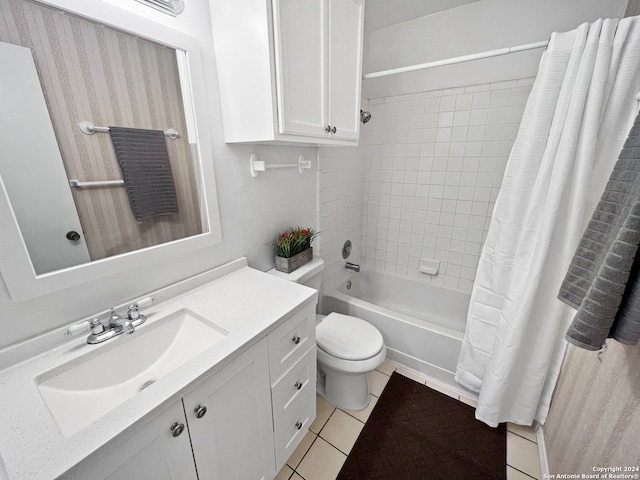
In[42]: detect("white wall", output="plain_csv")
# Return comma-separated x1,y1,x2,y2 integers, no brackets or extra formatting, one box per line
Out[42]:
0,0,317,349
363,0,626,98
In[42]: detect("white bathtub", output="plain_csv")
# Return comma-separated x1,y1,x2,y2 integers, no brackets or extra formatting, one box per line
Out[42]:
323,269,472,391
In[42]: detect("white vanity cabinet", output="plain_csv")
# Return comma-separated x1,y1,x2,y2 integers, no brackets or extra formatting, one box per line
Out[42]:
184,338,275,480
64,305,318,480
210,0,364,145
66,339,274,480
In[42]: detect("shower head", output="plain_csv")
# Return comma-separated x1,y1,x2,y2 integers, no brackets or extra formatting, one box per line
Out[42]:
360,109,372,124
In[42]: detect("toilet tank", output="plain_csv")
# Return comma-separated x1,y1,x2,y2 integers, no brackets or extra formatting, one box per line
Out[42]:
267,257,325,290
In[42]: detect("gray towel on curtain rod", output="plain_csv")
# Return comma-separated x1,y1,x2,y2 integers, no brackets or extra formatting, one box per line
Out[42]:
109,126,179,222
558,111,640,351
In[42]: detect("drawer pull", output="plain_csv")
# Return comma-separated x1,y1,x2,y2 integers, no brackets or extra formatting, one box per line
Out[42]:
194,405,208,418
170,422,185,438
292,335,301,345
295,421,303,430
294,381,303,390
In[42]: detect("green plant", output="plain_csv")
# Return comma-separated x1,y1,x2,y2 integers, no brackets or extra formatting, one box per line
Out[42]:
269,227,318,258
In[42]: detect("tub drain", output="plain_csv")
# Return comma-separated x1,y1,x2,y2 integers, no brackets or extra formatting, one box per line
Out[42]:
346,280,352,290
138,379,157,392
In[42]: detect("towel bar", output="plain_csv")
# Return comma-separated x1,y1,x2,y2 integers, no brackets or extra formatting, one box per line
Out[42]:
69,179,125,188
249,153,311,178
78,121,179,139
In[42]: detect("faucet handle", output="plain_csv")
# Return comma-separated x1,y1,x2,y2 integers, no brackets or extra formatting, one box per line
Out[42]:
66,318,104,336
127,297,154,320
136,296,154,308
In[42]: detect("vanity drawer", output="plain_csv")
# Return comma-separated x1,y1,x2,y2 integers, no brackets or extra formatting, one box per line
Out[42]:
272,346,316,424
272,349,317,469
267,302,316,384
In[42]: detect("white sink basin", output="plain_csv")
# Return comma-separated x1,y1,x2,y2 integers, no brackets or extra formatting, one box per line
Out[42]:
37,309,228,437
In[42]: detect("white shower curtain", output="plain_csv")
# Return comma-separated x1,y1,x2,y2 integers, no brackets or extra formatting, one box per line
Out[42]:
455,17,640,428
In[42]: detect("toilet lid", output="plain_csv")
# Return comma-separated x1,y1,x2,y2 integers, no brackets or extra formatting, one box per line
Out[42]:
316,313,384,361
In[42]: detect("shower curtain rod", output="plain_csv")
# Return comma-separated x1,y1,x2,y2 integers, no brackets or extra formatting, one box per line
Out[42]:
363,40,549,79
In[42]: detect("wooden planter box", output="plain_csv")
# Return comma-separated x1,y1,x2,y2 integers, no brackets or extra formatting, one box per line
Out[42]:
275,247,313,274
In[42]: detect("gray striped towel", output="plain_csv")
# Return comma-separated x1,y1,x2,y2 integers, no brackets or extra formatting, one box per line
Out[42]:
109,126,179,222
558,112,640,350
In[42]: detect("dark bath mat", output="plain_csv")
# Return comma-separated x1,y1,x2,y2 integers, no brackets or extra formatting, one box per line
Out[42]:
337,372,506,480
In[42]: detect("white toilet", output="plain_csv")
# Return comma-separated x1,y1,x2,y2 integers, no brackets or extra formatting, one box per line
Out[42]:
268,257,386,410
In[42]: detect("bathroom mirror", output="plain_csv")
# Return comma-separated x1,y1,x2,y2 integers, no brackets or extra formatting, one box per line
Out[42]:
0,0,222,302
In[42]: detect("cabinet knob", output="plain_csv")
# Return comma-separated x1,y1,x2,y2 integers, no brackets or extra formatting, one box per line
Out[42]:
66,231,81,241
194,405,208,418
295,421,303,430
331,126,337,134
292,335,301,345
325,125,331,133
170,422,185,437
294,381,303,390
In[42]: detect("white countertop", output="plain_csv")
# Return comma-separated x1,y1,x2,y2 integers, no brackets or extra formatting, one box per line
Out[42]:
0,258,317,480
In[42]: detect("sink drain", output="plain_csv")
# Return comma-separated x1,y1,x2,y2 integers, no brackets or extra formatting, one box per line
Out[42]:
138,379,157,392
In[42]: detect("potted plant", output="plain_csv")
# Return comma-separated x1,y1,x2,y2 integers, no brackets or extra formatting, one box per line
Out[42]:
269,227,318,274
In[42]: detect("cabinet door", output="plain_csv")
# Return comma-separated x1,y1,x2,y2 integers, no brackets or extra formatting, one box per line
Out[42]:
64,402,197,480
184,339,275,480
327,0,364,140
273,0,328,137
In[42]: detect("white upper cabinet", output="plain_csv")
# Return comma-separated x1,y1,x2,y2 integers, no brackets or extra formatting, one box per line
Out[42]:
211,0,364,145
272,0,327,138
327,0,364,140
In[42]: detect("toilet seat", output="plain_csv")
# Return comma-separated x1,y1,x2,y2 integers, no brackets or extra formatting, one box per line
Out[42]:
316,313,384,361
317,343,386,374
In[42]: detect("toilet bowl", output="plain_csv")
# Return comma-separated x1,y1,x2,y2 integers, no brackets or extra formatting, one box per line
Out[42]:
316,312,386,410
267,257,386,411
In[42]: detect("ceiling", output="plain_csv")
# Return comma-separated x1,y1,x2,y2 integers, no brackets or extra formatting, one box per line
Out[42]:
364,0,480,35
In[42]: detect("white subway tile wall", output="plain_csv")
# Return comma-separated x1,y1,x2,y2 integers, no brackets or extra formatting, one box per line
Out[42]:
317,139,366,295
361,79,534,293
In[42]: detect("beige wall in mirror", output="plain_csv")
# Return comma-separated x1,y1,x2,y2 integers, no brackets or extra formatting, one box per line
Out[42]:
0,0,203,270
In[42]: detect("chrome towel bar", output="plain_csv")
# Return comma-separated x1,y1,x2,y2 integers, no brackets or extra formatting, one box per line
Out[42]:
78,121,179,139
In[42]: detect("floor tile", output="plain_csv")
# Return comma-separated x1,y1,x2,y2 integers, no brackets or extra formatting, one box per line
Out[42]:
426,381,460,400
286,430,317,469
459,394,478,407
395,366,427,384
375,360,396,376
319,409,364,455
296,437,347,480
368,369,391,396
275,464,294,480
309,396,335,434
507,465,538,479
507,432,542,479
507,423,537,443
342,394,378,423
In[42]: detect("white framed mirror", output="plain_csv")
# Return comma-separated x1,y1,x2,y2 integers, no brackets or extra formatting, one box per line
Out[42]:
0,0,222,302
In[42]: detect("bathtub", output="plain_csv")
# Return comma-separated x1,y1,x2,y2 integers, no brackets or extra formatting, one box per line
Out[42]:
323,269,472,392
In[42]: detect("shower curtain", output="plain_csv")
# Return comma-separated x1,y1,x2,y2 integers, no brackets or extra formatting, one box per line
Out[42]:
455,17,640,428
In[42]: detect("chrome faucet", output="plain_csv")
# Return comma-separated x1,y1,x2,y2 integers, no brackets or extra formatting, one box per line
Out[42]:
66,297,154,344
109,308,136,335
345,262,360,273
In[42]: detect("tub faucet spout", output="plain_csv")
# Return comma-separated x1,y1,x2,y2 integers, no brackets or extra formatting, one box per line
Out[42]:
345,262,360,273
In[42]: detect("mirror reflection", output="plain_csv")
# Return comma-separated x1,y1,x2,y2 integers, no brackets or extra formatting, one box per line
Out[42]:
0,0,207,275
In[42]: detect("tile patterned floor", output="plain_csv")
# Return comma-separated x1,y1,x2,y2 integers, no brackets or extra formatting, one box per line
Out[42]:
275,361,543,480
